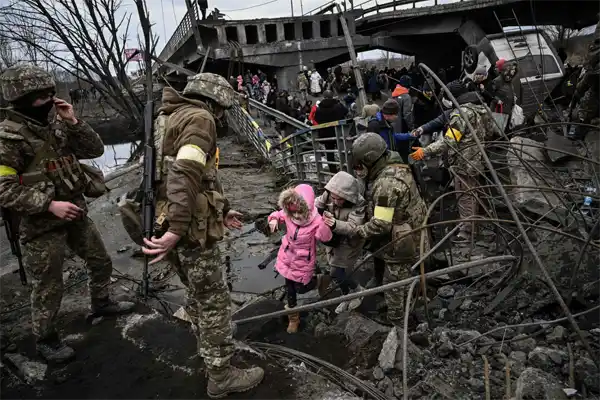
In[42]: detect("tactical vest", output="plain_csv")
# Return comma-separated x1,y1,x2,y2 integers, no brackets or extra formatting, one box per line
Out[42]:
153,110,225,249
0,119,103,200
371,163,429,261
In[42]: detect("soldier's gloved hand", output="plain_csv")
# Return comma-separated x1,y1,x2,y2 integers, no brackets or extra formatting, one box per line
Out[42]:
48,200,84,221
409,147,425,161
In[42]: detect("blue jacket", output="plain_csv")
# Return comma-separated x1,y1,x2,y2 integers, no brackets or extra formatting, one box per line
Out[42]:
367,112,413,151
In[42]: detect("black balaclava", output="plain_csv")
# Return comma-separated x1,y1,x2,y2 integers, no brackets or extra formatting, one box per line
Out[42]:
12,89,55,126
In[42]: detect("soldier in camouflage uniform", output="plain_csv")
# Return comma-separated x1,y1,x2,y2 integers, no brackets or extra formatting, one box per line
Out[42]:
141,73,264,398
410,103,497,243
350,133,428,324
0,64,135,363
569,19,599,140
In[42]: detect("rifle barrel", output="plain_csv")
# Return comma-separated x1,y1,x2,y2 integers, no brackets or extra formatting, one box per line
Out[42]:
2,208,27,285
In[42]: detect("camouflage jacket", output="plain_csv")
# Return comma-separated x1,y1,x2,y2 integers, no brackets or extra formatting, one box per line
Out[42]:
422,104,496,176
0,111,104,242
155,87,229,238
356,152,428,261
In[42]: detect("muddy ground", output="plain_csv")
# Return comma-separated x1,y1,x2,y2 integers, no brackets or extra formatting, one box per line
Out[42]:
0,134,364,399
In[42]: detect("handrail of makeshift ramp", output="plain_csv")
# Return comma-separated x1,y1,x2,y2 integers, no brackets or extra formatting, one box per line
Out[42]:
227,101,356,188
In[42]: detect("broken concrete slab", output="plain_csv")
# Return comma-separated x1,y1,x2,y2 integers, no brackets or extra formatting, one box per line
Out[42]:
574,356,599,390
544,134,577,164
515,367,568,400
507,136,567,224
377,326,424,374
332,312,390,352
3,353,47,384
528,347,567,370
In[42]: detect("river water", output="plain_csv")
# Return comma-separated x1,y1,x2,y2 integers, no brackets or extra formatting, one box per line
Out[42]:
91,141,140,174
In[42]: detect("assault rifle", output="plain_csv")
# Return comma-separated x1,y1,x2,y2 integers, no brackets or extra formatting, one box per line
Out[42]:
1,208,27,285
139,17,155,299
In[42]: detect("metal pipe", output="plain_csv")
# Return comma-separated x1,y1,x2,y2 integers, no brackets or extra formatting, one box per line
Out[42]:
418,62,598,366
234,255,516,324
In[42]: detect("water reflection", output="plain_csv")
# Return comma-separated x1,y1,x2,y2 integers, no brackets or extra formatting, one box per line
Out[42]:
86,141,140,174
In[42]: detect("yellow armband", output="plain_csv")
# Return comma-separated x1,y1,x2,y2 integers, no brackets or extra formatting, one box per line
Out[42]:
0,165,17,176
374,206,394,222
445,128,463,142
176,144,207,166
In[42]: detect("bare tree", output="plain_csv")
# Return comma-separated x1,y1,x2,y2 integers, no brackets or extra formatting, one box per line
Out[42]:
0,0,158,126
0,36,16,72
545,25,579,48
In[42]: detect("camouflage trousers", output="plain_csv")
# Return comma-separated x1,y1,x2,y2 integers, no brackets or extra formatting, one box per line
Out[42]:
453,172,479,236
576,85,599,122
172,245,234,368
22,217,112,340
383,260,412,323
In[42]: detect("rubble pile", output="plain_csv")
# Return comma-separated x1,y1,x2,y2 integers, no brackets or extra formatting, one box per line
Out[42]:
317,264,600,399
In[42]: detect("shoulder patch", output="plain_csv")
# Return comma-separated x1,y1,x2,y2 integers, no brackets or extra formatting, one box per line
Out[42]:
376,195,389,206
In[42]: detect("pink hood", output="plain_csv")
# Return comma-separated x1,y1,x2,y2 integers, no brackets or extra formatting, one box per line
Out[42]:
268,184,332,284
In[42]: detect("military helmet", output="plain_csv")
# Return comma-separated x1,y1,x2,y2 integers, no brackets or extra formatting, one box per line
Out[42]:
352,132,388,168
183,72,236,109
0,64,55,102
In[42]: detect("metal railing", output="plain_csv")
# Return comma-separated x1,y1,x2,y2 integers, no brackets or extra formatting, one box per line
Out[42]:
153,2,199,73
357,0,467,19
226,102,356,187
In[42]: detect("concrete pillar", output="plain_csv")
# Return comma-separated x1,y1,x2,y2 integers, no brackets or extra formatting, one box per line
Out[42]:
330,17,338,37
312,20,319,39
295,21,302,40
257,24,266,44
276,65,299,91
215,26,225,45
276,22,285,41
237,24,247,45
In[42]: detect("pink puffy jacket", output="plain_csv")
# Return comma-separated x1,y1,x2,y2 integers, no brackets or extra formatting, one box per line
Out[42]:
268,184,332,284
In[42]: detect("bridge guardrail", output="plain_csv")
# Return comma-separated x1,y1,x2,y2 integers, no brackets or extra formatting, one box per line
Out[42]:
357,0,466,20
227,102,356,187
153,3,199,73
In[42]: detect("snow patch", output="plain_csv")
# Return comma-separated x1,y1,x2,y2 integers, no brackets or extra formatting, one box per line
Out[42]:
117,312,194,375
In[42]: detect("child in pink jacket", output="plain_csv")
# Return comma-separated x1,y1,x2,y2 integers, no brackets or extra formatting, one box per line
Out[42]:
268,184,332,333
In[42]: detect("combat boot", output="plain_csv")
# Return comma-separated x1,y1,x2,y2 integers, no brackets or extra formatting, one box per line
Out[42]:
36,333,75,363
206,365,265,399
91,297,135,317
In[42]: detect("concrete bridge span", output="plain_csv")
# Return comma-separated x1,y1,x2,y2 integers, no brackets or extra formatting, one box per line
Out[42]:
154,0,599,90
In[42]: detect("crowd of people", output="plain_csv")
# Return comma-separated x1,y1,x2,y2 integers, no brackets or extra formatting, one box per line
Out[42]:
0,18,596,399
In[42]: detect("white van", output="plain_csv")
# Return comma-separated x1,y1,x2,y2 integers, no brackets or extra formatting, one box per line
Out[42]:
462,29,564,117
